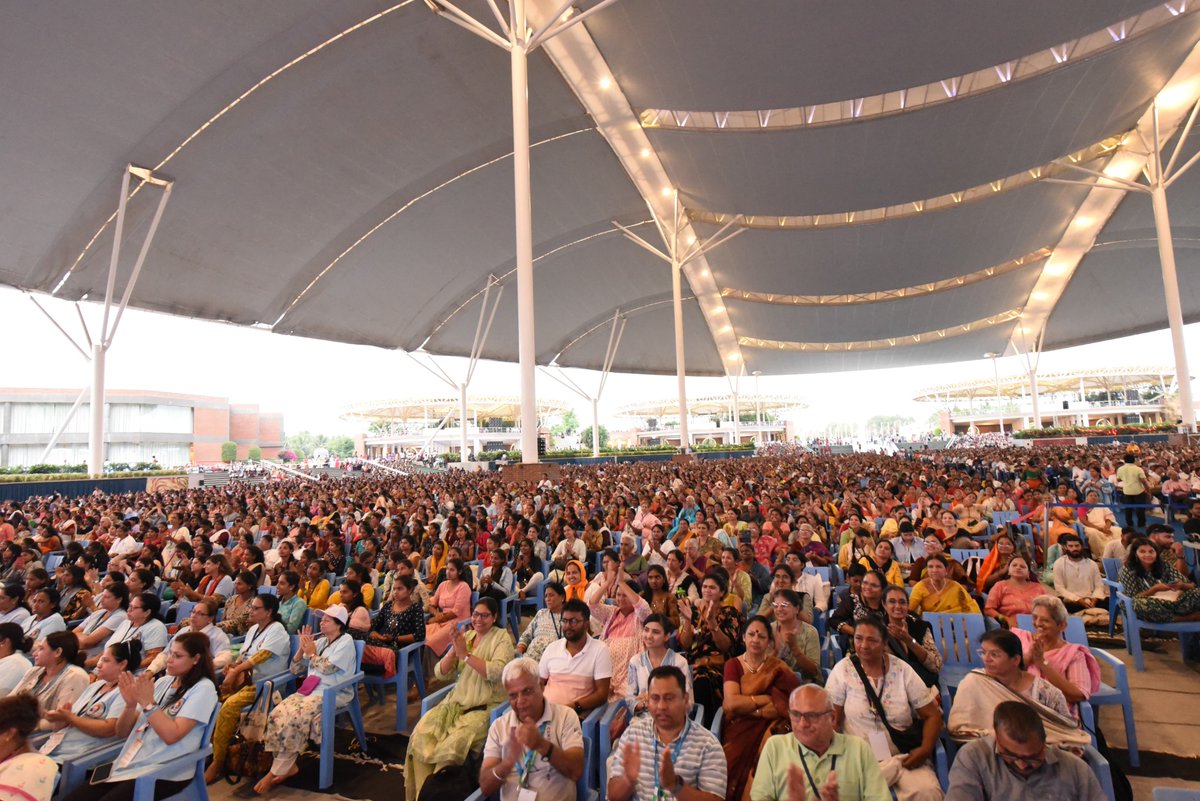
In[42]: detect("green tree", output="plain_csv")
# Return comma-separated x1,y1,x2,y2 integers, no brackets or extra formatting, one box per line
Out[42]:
285,431,328,456
552,410,580,436
327,435,355,458
220,441,237,462
577,424,609,449
247,446,262,461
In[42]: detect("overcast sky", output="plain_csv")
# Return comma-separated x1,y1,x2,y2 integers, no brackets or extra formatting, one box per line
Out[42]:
3,285,1197,438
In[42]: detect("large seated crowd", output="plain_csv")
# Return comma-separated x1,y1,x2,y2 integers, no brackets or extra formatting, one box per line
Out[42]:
0,442,1197,801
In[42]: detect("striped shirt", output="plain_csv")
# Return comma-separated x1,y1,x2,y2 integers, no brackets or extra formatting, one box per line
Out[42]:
610,713,726,800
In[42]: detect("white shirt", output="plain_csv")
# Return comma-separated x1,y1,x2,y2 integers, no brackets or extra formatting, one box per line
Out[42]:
795,570,829,612
1052,556,1107,601
483,700,584,801
23,613,66,642
0,608,31,626
642,538,676,569
826,656,935,757
538,636,612,708
108,535,140,557
551,538,586,565
241,621,291,681
109,677,217,783
0,652,32,694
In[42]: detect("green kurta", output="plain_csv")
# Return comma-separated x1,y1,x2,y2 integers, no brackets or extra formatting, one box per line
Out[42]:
405,625,515,798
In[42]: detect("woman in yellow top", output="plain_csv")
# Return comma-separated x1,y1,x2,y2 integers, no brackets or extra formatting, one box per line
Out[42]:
857,540,904,587
909,554,980,614
298,559,332,611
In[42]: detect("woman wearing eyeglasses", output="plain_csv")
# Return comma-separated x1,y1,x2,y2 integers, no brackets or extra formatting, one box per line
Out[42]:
767,589,821,683
948,629,1088,749
826,618,943,801
405,597,514,801
206,592,291,783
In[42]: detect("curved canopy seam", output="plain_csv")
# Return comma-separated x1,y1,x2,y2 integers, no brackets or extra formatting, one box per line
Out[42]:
638,3,1194,132
720,247,1050,305
687,134,1125,230
740,308,1023,351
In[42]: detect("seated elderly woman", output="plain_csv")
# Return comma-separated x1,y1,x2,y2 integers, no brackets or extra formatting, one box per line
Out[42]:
148,598,232,674
0,693,57,801
405,596,514,801
908,555,979,616
1013,595,1100,718
721,615,801,801
826,618,944,801
41,641,141,762
948,629,1089,750
254,605,359,795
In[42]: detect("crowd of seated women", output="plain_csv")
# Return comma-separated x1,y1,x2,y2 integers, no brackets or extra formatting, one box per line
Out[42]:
0,441,1194,801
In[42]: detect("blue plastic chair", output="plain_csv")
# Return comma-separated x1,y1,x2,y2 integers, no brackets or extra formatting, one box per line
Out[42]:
598,699,631,800
1153,789,1200,800
1082,744,1116,801
579,702,608,790
1100,558,1123,637
258,585,277,596
362,639,426,732
317,639,368,789
130,706,220,801
53,738,126,800
924,612,987,689
950,549,989,562
1015,614,1139,766
1116,586,1200,671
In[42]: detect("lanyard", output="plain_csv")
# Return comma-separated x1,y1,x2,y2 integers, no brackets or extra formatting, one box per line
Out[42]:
34,667,70,701
118,623,144,644
84,609,115,635
797,745,835,800
652,719,691,799
513,721,549,787
549,611,562,640
75,680,119,717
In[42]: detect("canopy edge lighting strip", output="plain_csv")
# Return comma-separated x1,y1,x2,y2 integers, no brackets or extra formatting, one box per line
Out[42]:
639,3,1195,132
689,136,1124,230
721,247,1050,306
913,366,1179,401
739,308,1022,352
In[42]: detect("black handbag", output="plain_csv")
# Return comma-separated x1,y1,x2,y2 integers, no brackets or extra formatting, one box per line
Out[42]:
849,654,925,754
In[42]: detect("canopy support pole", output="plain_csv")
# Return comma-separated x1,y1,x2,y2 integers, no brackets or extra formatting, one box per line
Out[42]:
1050,99,1200,431
542,310,625,458
616,196,745,454
37,387,90,464
425,0,619,464
753,371,763,445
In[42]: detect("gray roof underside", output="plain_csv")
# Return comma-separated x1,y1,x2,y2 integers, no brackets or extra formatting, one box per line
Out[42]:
1,2,1198,376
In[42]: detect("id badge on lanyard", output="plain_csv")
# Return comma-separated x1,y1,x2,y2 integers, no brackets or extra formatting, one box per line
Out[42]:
115,683,174,769
653,719,690,800
512,722,549,790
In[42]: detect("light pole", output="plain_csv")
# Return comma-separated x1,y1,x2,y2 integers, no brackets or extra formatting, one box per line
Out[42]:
983,352,1004,435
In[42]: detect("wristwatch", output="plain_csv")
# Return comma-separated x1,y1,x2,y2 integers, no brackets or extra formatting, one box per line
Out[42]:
574,701,583,714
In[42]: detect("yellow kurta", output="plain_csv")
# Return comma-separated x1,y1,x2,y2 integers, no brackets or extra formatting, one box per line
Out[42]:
908,579,980,615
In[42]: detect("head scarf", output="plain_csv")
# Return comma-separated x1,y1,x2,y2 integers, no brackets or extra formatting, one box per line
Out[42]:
564,559,589,602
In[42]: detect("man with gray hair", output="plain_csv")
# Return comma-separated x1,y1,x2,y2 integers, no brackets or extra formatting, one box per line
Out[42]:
750,685,890,801
480,656,585,801
945,701,1104,801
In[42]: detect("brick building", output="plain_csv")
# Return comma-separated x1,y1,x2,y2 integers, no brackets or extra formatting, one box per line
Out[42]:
0,388,284,468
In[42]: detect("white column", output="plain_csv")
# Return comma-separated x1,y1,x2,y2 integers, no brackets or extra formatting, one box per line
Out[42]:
672,257,689,452
1150,183,1196,431
591,397,600,458
88,344,105,475
511,21,540,461
732,391,741,444
459,384,469,465
1028,369,1041,430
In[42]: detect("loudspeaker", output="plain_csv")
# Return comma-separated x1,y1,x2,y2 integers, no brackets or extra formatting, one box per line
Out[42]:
1062,401,1070,410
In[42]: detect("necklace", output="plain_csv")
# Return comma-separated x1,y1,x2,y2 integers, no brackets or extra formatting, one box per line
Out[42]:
743,654,766,673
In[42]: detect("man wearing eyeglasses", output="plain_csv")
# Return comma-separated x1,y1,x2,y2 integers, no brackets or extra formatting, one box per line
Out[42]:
538,599,611,716
750,685,889,801
944,701,1104,801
